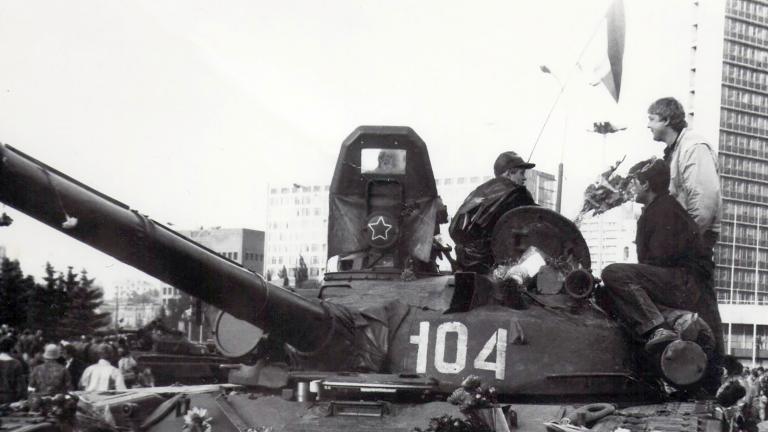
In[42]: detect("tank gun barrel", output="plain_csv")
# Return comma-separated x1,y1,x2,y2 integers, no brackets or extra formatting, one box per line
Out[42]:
0,144,330,352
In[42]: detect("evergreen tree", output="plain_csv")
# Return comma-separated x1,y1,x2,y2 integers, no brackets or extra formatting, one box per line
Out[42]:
26,263,58,336
59,269,110,338
49,267,78,339
0,258,33,327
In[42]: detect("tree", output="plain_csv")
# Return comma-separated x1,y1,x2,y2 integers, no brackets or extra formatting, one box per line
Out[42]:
0,258,33,327
59,270,111,338
26,263,59,336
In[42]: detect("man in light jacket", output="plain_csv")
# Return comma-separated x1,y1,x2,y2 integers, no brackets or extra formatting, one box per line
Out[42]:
646,96,724,359
647,97,721,250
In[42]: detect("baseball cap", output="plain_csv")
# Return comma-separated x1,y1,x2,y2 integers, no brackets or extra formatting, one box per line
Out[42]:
494,151,535,176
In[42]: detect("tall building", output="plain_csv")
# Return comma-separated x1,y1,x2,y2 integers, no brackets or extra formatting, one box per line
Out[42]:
688,0,768,365
264,170,557,282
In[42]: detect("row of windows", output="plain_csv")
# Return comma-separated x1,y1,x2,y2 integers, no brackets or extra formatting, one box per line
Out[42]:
716,288,768,305
719,222,768,246
719,131,768,159
723,63,768,93
724,40,768,70
267,219,328,230
726,0,768,26
244,252,263,262
268,196,327,207
721,108,768,138
719,152,768,180
267,243,326,254
722,200,768,224
270,185,329,194
725,17,768,48
722,86,768,115
714,243,768,269
268,255,323,266
161,286,178,296
722,324,768,348
721,177,768,203
715,267,768,293
266,266,323,278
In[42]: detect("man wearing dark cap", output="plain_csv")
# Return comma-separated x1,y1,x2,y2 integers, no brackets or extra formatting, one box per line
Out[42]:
601,158,715,352
449,151,536,273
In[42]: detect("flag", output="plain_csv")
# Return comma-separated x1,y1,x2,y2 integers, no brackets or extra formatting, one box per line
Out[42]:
579,0,625,102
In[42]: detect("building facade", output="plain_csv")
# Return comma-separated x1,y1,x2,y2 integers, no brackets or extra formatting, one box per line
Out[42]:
177,227,266,275
264,170,557,282
577,203,642,275
688,0,768,365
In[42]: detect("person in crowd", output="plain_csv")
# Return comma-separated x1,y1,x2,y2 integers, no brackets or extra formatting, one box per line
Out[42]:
117,348,138,388
61,344,85,386
136,367,155,388
0,336,26,403
28,344,72,396
79,343,126,391
449,151,536,273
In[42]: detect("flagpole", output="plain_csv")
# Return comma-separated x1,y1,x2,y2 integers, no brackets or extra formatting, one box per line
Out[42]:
526,1,619,162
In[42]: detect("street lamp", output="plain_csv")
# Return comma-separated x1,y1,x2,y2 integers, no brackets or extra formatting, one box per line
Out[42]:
540,65,567,214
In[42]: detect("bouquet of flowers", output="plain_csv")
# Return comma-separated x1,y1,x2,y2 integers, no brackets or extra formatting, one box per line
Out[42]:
574,156,633,225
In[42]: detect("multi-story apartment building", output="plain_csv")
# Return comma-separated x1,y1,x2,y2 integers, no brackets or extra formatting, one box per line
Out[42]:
264,171,557,282
688,0,768,365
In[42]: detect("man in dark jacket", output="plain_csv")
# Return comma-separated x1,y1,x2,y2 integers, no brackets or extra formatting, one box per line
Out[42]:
449,151,536,273
601,158,715,352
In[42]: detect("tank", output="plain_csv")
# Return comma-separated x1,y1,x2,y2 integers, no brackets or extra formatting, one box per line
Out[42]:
0,127,727,432
96,319,235,386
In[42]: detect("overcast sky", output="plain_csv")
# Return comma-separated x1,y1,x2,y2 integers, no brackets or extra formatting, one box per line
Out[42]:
0,0,701,291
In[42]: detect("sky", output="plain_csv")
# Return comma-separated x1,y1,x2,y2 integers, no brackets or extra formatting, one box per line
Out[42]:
0,0,704,292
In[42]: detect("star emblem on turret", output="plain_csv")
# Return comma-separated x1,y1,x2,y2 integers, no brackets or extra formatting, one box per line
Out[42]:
368,216,392,241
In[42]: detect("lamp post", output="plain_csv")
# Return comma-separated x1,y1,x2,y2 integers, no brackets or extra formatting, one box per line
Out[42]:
540,65,567,214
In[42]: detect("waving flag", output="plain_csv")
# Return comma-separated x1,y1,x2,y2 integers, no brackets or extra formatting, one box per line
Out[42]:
579,0,625,102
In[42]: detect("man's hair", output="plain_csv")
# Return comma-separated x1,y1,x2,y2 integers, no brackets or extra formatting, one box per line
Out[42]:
96,343,113,360
648,97,688,133
0,336,15,353
628,157,670,194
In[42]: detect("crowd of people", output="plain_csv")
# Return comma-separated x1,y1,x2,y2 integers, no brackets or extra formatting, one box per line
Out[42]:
0,324,154,405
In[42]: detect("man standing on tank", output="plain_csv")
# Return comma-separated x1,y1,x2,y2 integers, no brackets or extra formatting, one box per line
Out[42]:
449,151,536,273
647,97,724,357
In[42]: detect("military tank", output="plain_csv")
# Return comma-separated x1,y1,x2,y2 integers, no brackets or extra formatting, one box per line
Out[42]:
0,127,727,432
97,319,235,386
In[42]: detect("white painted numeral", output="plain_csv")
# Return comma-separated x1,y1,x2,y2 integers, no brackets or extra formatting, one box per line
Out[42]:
409,321,430,373
434,322,468,374
410,321,507,380
473,329,507,379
